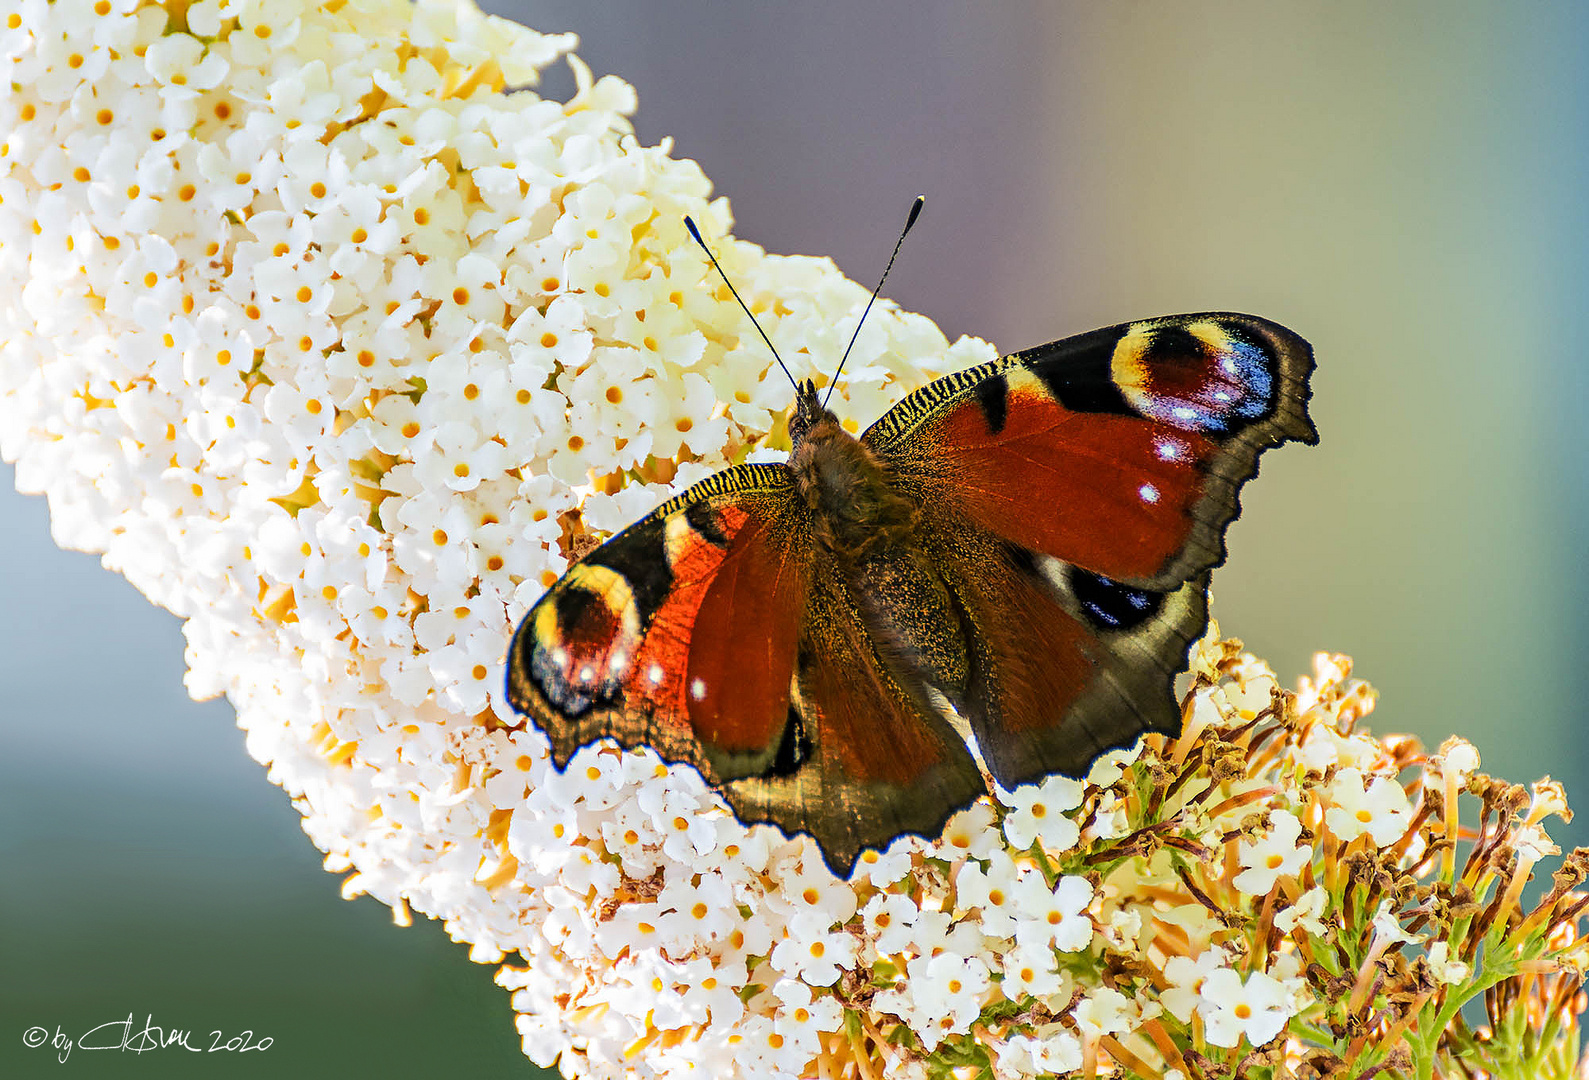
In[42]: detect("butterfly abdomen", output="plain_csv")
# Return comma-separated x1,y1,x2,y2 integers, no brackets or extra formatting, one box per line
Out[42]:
849,546,972,699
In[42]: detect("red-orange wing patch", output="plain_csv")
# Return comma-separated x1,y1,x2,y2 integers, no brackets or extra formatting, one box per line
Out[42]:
865,313,1315,590
506,464,811,783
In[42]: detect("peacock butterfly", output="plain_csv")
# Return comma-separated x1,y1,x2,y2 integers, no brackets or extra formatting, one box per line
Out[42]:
506,199,1316,877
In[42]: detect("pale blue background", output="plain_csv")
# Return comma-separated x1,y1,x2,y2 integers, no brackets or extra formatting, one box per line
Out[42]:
4,3,1585,1076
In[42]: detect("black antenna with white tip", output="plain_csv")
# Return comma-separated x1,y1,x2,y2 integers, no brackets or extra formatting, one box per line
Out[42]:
686,196,926,409
823,194,925,408
684,215,799,394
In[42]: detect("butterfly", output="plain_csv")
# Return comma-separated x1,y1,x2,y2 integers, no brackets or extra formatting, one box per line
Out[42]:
507,200,1315,877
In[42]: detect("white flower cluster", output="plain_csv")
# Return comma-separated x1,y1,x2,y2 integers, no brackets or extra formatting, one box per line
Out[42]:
20,2,1527,1076
5,1,1121,1076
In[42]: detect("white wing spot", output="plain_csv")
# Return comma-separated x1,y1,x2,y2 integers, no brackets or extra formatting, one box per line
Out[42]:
648,664,665,686
578,665,595,684
689,677,707,701
1139,483,1160,504
611,650,628,672
1172,406,1197,421
1154,437,1182,462
551,647,568,667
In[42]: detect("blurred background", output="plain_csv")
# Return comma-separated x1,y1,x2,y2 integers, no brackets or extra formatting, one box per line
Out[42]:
4,3,1584,1076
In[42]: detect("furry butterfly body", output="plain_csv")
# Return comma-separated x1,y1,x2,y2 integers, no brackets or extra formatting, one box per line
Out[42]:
507,312,1315,875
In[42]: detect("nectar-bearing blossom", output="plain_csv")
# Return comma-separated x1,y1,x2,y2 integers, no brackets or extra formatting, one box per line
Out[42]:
4,3,1589,1079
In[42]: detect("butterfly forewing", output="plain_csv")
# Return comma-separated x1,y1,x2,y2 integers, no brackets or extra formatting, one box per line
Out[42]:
507,464,811,782
861,312,1313,790
865,312,1315,590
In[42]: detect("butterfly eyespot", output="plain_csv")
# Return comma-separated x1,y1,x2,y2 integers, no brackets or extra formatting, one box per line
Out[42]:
1066,565,1165,632
692,903,708,919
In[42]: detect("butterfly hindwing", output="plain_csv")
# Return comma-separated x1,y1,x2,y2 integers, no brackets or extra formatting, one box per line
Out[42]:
724,565,986,874
928,518,1212,789
861,312,1313,790
507,464,987,874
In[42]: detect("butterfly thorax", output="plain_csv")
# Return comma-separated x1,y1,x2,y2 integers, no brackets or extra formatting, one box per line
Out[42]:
787,381,917,561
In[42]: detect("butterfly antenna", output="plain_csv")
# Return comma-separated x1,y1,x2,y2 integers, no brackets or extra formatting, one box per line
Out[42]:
684,215,799,395
823,194,925,409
